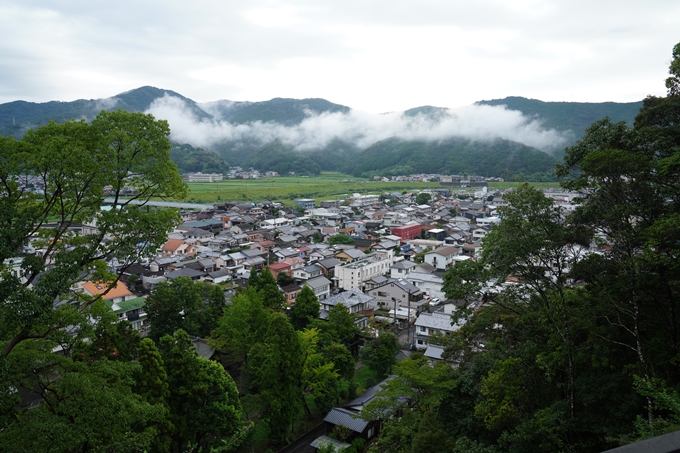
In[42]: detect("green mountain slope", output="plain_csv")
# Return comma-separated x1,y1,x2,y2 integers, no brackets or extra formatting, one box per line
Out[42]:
217,97,350,126
476,96,642,141
0,86,210,138
347,136,557,180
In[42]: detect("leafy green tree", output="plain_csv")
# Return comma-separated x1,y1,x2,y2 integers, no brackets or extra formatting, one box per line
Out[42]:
359,331,399,378
1,110,185,359
146,277,203,341
249,313,303,445
327,234,354,245
209,288,271,373
137,338,173,453
325,303,361,355
258,267,286,311
291,285,321,330
0,358,163,453
160,329,246,452
299,328,340,415
277,271,294,286
416,192,431,205
321,342,355,381
201,283,226,337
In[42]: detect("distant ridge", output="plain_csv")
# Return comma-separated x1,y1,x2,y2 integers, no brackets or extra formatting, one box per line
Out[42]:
476,96,642,141
0,88,644,179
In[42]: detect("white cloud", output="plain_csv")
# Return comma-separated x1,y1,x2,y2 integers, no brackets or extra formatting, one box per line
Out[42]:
146,94,568,154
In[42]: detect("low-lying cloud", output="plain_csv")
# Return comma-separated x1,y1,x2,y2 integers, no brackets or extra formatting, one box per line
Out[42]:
145,94,569,154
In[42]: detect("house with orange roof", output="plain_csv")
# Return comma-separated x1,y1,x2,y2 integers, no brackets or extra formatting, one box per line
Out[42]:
161,238,195,257
81,281,135,304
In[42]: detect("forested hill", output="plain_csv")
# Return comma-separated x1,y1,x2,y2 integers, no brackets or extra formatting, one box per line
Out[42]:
204,97,350,126
0,87,642,179
347,137,557,180
476,96,643,141
0,86,211,138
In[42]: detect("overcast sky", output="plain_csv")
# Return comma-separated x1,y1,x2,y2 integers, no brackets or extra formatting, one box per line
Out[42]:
0,0,678,113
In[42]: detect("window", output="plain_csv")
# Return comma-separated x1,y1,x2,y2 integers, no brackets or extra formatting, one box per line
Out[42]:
419,326,426,332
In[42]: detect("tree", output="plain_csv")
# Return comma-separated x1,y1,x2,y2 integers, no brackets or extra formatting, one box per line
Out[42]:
209,287,271,382
321,342,355,381
291,285,321,330
137,338,173,453
160,329,246,452
258,267,286,311
327,234,354,245
248,313,303,444
146,277,203,341
326,304,361,355
416,192,431,205
0,110,186,359
359,331,400,378
201,283,226,337
0,357,163,453
299,328,340,415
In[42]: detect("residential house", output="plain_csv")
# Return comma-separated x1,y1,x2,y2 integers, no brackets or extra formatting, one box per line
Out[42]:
389,260,418,279
368,279,425,318
81,281,135,304
267,262,292,280
320,288,375,325
414,311,461,347
161,238,195,257
405,272,445,301
321,378,392,446
281,283,302,305
304,275,332,300
110,297,148,331
293,264,324,281
335,248,366,264
423,246,461,271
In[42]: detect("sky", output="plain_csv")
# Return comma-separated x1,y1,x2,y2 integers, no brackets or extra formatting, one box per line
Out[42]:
0,0,678,114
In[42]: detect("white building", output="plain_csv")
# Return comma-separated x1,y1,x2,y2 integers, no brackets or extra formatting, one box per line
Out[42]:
406,272,445,300
336,255,392,291
184,172,224,182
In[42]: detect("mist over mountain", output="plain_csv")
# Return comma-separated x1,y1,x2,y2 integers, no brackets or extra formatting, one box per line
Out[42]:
0,86,643,178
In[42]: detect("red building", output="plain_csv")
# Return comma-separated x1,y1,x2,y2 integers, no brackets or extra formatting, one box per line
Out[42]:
391,224,422,240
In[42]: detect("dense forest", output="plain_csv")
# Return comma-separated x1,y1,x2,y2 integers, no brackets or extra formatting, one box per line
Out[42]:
359,42,680,452
170,143,230,175
347,136,557,180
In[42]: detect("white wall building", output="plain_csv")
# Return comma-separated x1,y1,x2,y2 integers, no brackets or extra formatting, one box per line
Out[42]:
336,255,392,291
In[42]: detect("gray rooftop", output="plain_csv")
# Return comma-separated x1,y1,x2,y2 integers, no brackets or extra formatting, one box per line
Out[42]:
414,312,458,331
324,288,374,308
323,407,369,433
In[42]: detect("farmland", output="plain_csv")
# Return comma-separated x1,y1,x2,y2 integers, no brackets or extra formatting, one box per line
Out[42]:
182,172,562,204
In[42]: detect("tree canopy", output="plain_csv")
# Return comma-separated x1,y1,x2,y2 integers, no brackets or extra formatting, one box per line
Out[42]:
363,41,680,453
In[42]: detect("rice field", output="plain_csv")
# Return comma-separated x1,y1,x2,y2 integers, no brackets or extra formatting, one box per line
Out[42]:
181,172,563,204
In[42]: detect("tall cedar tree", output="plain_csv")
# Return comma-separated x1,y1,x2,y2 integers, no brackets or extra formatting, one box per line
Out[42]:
249,313,303,445
291,285,321,330
160,329,245,452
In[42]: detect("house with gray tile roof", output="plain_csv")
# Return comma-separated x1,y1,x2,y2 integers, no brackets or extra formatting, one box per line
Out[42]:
304,275,332,300
414,311,462,347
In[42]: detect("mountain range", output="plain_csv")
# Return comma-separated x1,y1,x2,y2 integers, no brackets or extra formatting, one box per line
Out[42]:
0,86,643,179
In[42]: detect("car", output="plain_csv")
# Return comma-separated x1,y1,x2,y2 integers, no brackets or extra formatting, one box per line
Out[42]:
431,298,441,305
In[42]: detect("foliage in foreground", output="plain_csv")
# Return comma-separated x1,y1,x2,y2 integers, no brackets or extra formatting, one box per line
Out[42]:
363,41,680,453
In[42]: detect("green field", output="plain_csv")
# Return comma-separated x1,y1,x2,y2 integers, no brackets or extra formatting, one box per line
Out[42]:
182,173,564,204
184,172,440,204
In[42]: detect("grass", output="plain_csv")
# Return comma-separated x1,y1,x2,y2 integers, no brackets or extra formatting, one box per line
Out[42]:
354,364,380,395
182,172,566,204
182,172,440,204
